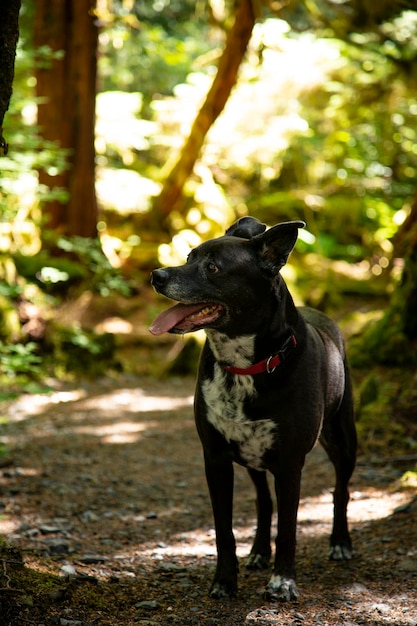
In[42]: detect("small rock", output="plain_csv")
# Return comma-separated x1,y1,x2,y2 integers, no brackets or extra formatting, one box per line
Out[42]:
60,564,77,579
158,562,187,573
398,558,417,572
136,600,159,611
82,510,99,522
46,539,70,556
78,554,108,564
371,603,390,614
146,511,158,519
40,524,61,534
74,572,98,584
120,570,136,578
47,587,68,602
344,582,368,594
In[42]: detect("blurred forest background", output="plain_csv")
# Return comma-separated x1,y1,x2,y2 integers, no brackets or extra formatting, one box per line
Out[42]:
1,0,417,455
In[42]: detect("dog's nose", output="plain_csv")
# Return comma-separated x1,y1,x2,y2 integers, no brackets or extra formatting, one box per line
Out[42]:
151,268,169,288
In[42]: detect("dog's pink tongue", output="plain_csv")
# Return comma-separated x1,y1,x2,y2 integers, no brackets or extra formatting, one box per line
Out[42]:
149,303,204,335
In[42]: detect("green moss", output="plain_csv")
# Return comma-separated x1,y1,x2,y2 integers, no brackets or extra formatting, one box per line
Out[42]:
349,305,417,367
355,368,417,456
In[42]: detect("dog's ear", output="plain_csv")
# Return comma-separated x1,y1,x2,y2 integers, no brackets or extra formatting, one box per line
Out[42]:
225,216,267,239
252,220,305,274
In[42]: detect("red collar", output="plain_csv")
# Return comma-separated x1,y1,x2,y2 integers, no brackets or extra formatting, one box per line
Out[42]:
223,333,297,376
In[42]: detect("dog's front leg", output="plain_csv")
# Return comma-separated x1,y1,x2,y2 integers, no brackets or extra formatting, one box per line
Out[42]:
264,467,302,601
204,452,238,598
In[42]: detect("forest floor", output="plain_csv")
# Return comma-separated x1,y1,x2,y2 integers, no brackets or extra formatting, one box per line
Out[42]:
0,372,417,626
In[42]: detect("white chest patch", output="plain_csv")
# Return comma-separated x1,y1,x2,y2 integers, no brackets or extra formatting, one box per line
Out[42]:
202,333,277,471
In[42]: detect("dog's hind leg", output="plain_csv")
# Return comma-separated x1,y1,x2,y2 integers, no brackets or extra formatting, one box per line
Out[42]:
246,468,272,570
320,372,357,561
204,453,239,598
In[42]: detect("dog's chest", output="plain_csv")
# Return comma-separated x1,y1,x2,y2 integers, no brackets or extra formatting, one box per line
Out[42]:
201,333,276,471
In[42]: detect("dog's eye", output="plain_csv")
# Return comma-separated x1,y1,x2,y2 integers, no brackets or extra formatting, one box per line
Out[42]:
207,261,219,274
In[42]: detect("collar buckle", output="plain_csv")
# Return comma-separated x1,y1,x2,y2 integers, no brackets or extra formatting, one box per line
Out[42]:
266,355,277,374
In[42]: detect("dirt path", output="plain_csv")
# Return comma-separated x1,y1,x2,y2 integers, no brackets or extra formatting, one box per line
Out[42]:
1,375,416,625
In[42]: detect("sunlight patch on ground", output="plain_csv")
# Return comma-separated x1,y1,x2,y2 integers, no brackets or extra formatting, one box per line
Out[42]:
6,389,87,422
298,488,414,526
0,518,21,535
77,388,194,413
71,419,158,444
133,487,416,563
6,387,193,424
139,528,217,560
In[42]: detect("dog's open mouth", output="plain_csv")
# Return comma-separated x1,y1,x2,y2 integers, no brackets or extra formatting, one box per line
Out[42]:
149,302,224,335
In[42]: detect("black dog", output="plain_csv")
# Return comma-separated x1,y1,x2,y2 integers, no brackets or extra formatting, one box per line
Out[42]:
150,217,357,601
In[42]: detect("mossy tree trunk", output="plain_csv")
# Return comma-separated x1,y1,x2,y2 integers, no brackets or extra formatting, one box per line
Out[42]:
393,195,417,341
0,0,21,156
35,0,98,240
355,195,417,365
151,0,256,225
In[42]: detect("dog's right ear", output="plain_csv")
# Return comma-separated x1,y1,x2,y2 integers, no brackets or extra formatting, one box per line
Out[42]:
226,216,267,239
252,220,305,274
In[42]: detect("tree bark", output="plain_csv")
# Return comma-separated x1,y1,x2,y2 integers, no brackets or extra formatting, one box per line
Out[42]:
352,193,417,365
35,0,98,239
394,195,417,340
152,0,256,223
0,0,21,156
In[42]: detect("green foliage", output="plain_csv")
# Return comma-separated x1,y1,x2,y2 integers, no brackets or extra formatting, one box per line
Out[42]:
97,10,414,269
0,278,21,300
99,3,212,109
13,250,86,289
245,23,417,263
0,341,42,377
400,470,417,487
47,325,116,376
56,236,132,296
13,236,132,297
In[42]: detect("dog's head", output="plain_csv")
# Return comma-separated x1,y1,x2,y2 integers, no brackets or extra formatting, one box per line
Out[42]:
149,217,305,336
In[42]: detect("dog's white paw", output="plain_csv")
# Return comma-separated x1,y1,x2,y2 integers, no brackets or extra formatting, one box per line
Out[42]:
246,553,270,570
209,579,237,599
330,544,352,561
264,574,299,602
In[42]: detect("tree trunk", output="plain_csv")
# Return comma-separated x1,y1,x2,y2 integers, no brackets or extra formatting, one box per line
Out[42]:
394,195,417,341
0,0,21,156
152,0,256,224
352,193,417,365
35,0,98,239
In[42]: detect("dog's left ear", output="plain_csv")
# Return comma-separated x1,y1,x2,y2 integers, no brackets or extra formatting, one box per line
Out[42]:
225,216,267,239
252,220,305,274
